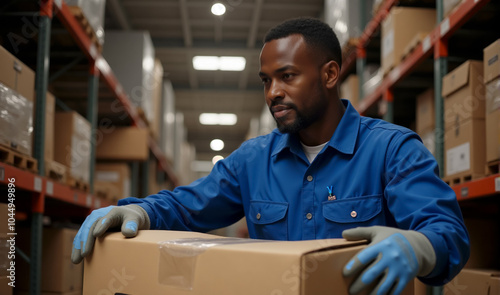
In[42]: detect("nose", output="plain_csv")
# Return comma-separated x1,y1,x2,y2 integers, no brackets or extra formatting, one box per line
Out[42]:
266,80,285,103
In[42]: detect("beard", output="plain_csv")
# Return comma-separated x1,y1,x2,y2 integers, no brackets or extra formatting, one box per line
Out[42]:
272,81,327,134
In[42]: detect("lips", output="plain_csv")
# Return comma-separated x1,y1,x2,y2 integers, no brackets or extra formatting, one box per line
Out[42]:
271,105,292,120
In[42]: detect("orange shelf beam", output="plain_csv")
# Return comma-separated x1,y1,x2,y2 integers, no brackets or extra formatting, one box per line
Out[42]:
357,0,491,115
0,163,113,212
452,174,500,200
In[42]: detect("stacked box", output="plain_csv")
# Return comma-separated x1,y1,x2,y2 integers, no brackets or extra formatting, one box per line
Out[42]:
150,58,164,141
17,228,83,293
442,60,486,180
324,0,374,48
0,83,34,155
96,127,149,161
94,162,131,202
484,39,500,163
65,0,106,45
103,31,156,123
444,269,500,295
381,7,436,75
0,45,35,101
415,88,436,155
33,92,56,162
54,111,91,183
340,75,359,109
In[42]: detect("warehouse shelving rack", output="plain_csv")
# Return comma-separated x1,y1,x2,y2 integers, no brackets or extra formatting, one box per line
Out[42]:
340,1,500,293
0,1,180,294
340,0,500,201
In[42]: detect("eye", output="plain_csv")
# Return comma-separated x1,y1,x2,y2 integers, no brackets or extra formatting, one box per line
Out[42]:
261,77,270,84
282,73,294,80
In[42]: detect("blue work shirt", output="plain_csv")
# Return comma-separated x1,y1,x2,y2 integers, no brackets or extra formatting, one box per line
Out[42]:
119,99,469,285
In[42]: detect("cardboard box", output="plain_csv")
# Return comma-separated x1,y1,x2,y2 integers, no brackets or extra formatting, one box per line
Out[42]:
444,119,485,179
95,162,131,202
96,127,149,161
0,83,34,155
484,39,500,84
54,112,91,183
0,45,35,102
0,276,13,295
381,7,436,75
17,228,83,292
444,269,500,295
0,203,9,235
83,230,414,295
419,128,436,156
486,78,500,162
65,0,106,45
150,58,164,141
443,60,485,130
340,75,359,109
416,88,435,134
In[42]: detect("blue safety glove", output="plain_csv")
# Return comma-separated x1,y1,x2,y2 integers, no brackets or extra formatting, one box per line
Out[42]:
71,205,150,264
342,226,436,295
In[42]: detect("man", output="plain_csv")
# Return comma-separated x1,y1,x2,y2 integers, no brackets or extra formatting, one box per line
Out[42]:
72,18,469,294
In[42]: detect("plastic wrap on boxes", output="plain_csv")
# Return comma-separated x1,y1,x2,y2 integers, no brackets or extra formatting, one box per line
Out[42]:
65,0,106,45
0,82,33,155
158,238,267,290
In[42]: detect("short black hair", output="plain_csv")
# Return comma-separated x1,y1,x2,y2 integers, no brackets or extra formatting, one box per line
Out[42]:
264,17,342,70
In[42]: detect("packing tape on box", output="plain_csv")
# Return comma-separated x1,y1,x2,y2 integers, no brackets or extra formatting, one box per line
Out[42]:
158,237,268,290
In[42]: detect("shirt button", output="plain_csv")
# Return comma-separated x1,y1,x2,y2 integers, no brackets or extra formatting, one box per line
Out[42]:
350,211,357,218
306,213,313,220
256,213,261,220
307,175,313,182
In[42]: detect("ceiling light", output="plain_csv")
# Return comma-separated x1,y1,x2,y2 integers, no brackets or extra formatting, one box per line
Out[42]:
192,56,246,71
210,139,224,151
211,3,226,16
212,155,224,164
199,113,237,125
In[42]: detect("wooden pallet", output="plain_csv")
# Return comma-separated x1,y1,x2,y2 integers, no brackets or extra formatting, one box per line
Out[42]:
443,173,485,186
486,160,500,176
45,160,67,183
68,6,103,53
0,144,38,173
67,176,90,192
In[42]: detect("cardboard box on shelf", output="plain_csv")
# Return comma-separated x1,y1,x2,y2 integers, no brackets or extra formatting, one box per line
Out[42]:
419,128,436,157
0,203,9,235
150,58,164,141
340,75,359,109
54,111,91,183
484,39,500,84
83,230,414,295
17,228,83,293
0,45,35,102
0,82,34,156
95,162,131,202
65,0,106,45
416,88,435,134
381,7,436,75
443,268,500,295
485,78,500,163
442,60,485,130
96,127,149,161
444,119,486,180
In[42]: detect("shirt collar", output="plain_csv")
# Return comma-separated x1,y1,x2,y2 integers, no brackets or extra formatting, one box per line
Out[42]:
271,99,360,157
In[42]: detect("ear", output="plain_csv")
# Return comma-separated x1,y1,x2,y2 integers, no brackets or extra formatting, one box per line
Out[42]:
322,60,340,89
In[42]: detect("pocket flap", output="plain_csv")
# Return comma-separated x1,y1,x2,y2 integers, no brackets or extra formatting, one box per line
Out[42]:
323,195,382,223
248,200,288,224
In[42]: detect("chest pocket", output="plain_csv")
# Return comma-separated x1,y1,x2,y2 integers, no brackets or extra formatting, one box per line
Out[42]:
248,200,288,240
322,195,384,237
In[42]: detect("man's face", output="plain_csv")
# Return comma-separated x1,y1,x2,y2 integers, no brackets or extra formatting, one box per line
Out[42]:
259,34,329,134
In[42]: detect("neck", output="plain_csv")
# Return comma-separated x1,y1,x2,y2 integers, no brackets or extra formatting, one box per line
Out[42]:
299,98,345,146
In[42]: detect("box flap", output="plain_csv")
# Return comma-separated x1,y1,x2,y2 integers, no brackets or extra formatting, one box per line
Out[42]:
443,61,472,97
484,39,500,83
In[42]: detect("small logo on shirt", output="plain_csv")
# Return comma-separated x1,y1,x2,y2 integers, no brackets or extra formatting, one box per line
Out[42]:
327,186,336,201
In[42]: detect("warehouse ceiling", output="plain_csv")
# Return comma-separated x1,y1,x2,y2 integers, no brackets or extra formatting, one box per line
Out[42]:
103,0,325,162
